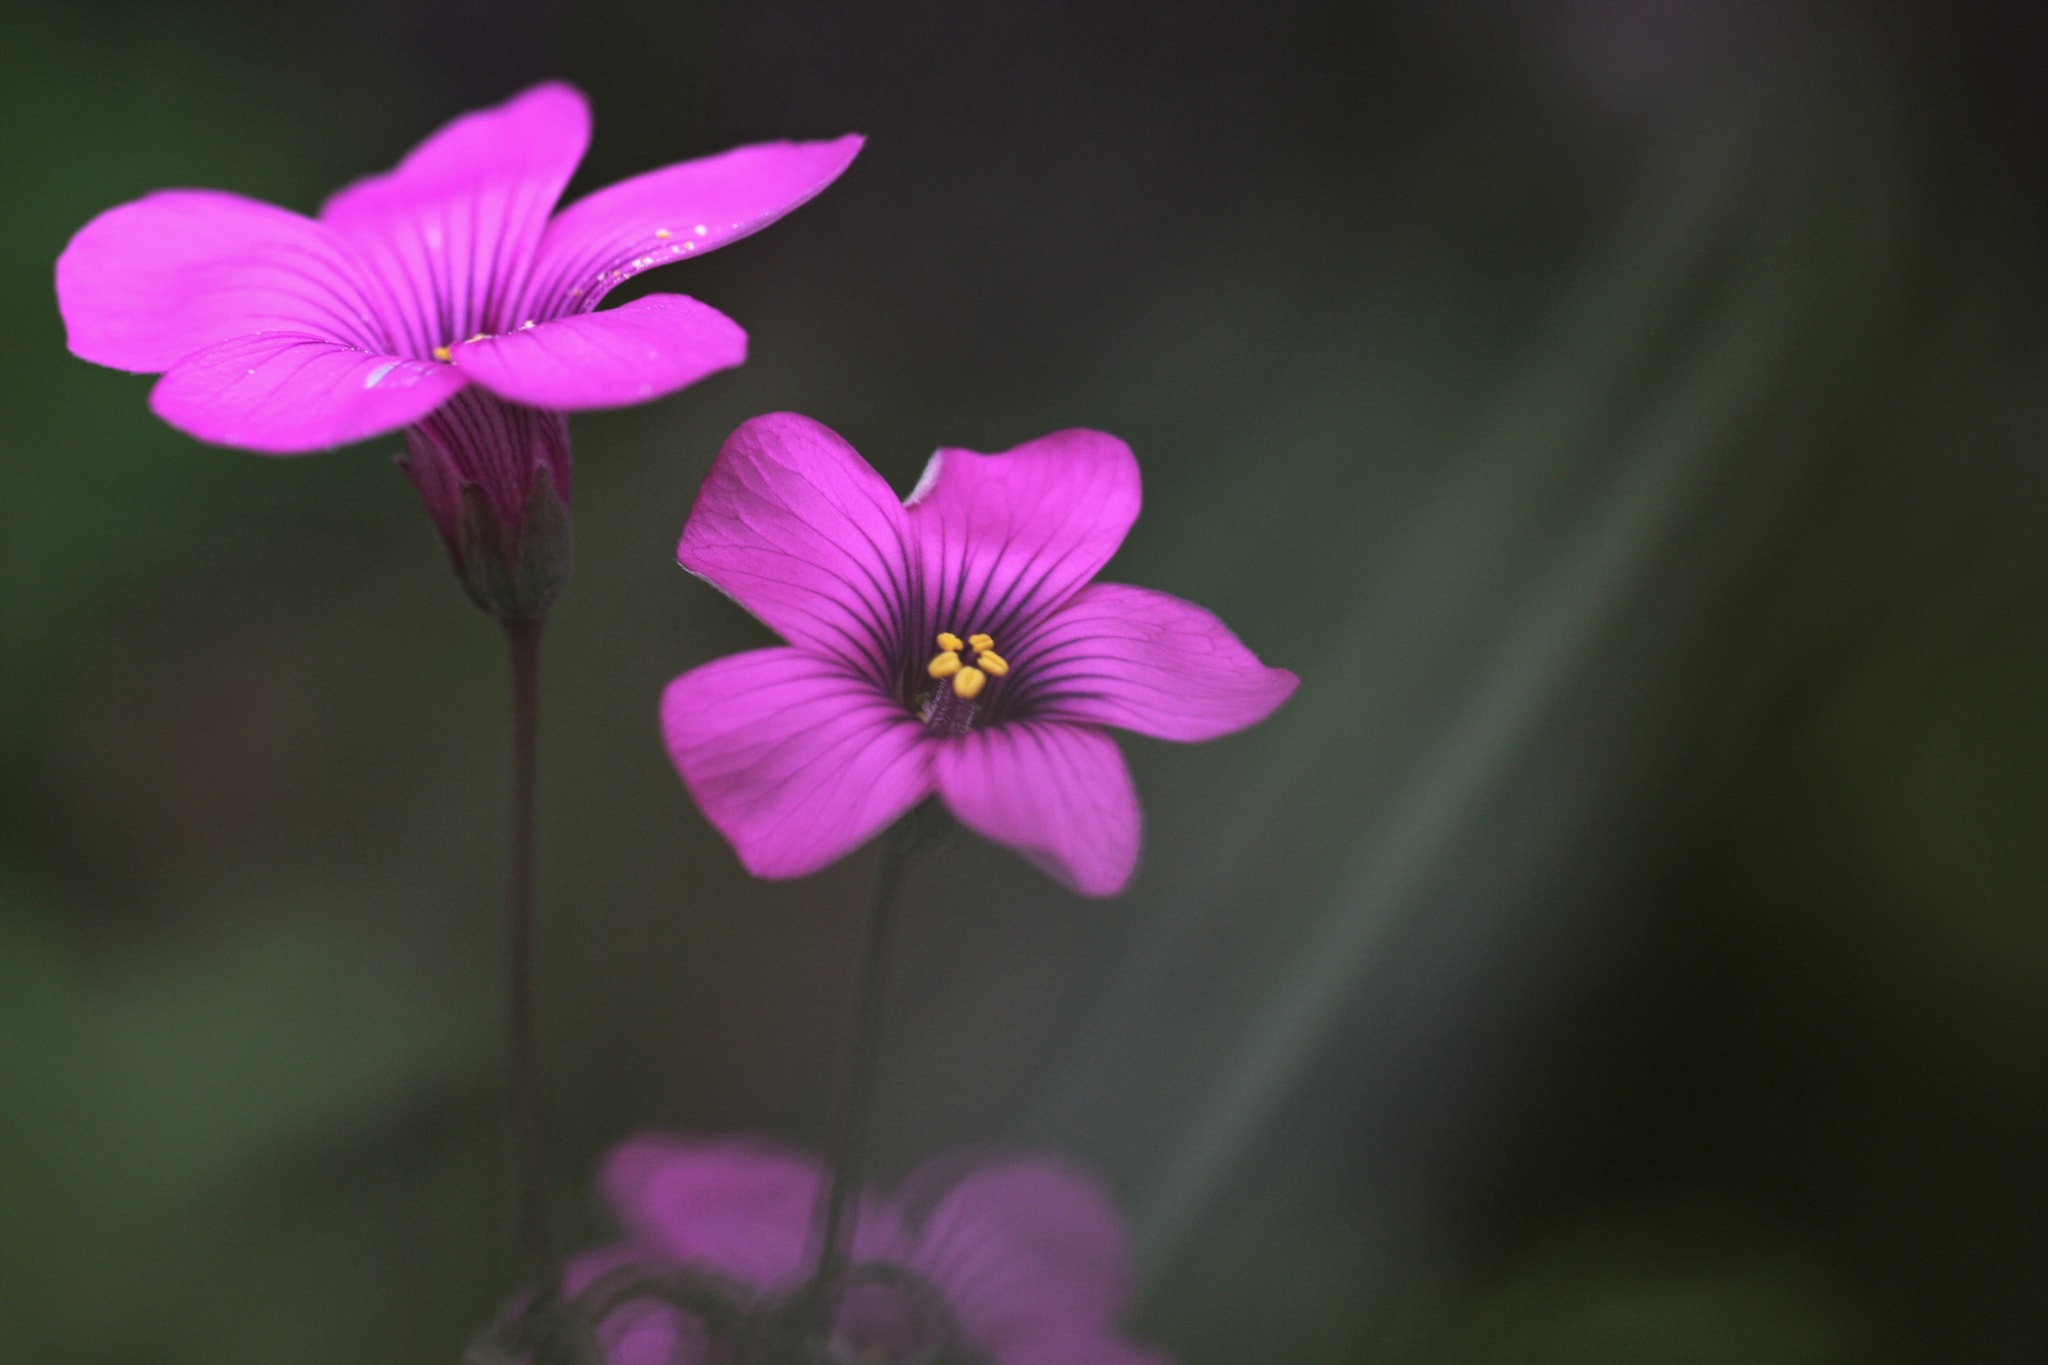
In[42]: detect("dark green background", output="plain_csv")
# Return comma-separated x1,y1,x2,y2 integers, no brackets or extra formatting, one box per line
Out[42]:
4,1,2047,1361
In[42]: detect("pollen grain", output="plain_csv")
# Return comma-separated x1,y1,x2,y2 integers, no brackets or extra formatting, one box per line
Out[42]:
930,629,1009,699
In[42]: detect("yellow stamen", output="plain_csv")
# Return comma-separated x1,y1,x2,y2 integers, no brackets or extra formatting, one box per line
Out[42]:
976,650,1009,676
432,345,452,362
935,632,963,652
928,652,962,679
951,666,987,699
655,228,671,238
968,633,994,652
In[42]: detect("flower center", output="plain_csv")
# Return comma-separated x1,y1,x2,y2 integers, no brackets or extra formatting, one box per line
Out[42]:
919,630,1009,736
429,325,537,363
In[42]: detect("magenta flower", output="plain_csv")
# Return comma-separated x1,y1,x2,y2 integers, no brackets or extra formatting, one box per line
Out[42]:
56,83,860,618
567,1135,1171,1365
661,414,1297,895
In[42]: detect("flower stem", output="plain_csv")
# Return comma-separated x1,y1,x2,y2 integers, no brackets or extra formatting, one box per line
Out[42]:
811,815,918,1319
504,614,557,1300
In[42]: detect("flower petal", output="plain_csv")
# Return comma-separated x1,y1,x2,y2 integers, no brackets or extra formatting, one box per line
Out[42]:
677,414,914,686
662,648,931,879
450,293,746,410
519,134,864,317
599,1135,898,1289
1013,583,1299,740
320,82,591,356
906,430,1141,646
932,722,1140,896
149,332,466,453
593,1297,708,1365
562,1242,713,1365
56,190,383,370
905,1158,1131,1349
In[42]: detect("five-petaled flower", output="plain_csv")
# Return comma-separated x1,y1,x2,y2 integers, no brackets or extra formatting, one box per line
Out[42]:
56,83,861,618
567,1135,1173,1365
662,413,1298,895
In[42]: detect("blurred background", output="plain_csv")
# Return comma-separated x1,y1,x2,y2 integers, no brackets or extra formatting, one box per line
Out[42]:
4,0,2048,1360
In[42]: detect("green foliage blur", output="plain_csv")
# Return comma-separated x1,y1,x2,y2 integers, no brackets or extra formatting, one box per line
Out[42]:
4,2,2047,1362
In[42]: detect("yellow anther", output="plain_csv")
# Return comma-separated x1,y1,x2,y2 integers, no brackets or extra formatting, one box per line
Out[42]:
655,228,672,238
951,666,987,699
432,345,452,362
975,650,1009,676
936,632,963,652
928,652,962,679
968,633,994,652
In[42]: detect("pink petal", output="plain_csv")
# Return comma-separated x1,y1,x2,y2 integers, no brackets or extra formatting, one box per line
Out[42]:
677,414,914,686
320,83,591,357
906,430,1141,647
450,293,746,410
56,190,384,370
519,134,864,318
931,723,1141,896
904,1159,1132,1350
562,1242,712,1365
149,332,466,453
662,648,932,880
598,1136,817,1288
1014,583,1299,741
594,1299,708,1365
598,1135,900,1289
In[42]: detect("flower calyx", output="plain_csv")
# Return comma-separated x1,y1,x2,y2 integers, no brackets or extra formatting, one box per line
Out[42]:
446,463,575,623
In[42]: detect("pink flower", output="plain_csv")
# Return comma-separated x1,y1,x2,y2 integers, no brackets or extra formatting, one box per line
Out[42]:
661,414,1297,895
569,1135,1172,1365
56,84,860,617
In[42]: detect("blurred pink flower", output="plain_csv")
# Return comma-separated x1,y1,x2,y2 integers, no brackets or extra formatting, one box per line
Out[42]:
662,413,1297,895
57,84,860,616
571,1135,1172,1365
